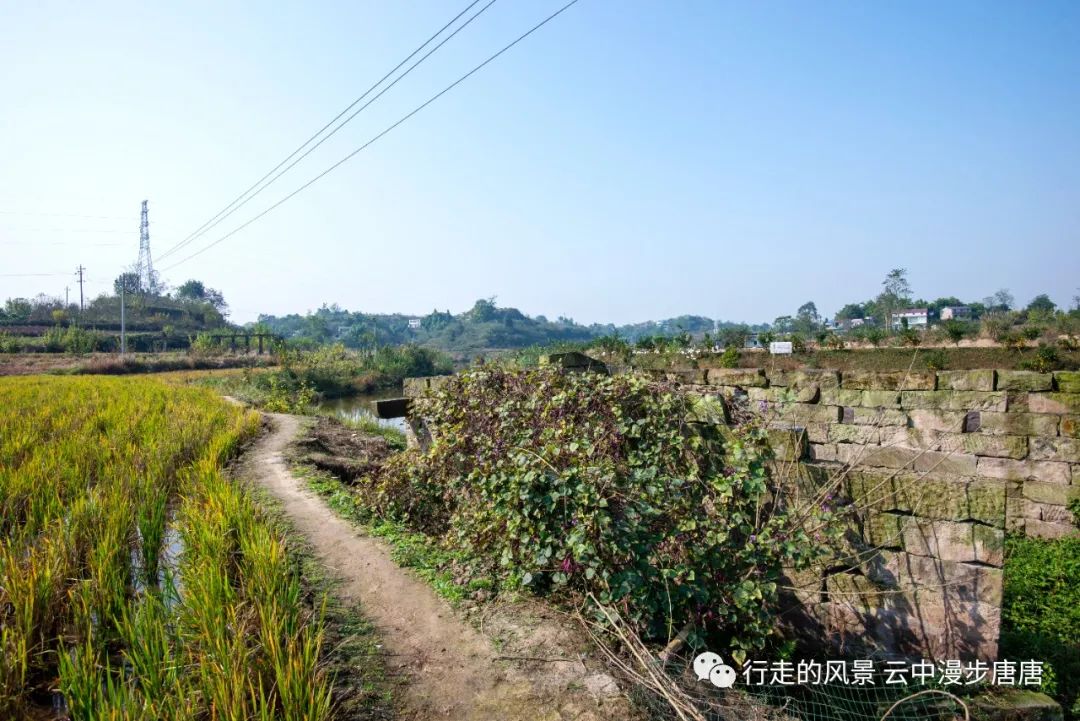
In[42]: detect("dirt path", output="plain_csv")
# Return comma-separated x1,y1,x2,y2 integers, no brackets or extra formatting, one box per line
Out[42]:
247,412,629,721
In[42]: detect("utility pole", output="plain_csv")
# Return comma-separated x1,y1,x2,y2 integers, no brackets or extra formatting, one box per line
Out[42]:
75,265,85,312
120,282,126,355
65,286,70,307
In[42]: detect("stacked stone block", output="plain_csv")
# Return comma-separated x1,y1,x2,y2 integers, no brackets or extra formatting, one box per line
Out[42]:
669,366,1080,661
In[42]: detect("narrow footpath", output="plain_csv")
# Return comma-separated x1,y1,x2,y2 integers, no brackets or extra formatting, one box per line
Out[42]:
246,412,628,721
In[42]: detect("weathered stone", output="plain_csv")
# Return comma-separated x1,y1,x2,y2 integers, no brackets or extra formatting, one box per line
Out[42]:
1029,436,1080,462
1022,481,1080,507
997,370,1054,392
1028,393,1080,415
665,369,706,385
907,409,968,433
859,390,904,408
972,690,1064,721
402,376,429,397
900,390,1007,412
829,424,882,444
819,388,865,406
778,403,842,424
911,449,979,476
864,550,1003,605
808,443,842,462
900,431,1028,459
937,370,996,392
540,351,608,373
976,457,1071,484
844,445,920,470
842,370,937,391
849,407,908,426
864,511,906,547
1061,415,1080,438
802,423,830,443
902,519,1004,566
1038,503,1077,524
766,426,808,461
1026,519,1079,540
978,412,1060,437
705,367,767,387
1054,370,1080,393
966,480,1010,527
824,571,885,598
768,369,840,389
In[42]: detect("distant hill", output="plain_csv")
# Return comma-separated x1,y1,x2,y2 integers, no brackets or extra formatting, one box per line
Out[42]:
254,299,761,354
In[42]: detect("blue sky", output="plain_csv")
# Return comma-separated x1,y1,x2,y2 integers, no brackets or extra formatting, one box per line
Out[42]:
1,1,1077,324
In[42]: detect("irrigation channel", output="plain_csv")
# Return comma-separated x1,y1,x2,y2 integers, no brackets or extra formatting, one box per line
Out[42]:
313,388,406,432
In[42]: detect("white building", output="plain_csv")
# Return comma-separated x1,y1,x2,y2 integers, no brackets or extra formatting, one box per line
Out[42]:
940,306,972,321
891,308,929,330
407,318,422,329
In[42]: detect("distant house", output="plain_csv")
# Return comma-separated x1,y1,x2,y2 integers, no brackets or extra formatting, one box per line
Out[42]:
940,306,972,321
407,318,422,329
891,308,929,330
837,317,869,330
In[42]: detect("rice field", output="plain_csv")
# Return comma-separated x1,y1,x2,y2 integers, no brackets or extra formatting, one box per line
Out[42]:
0,376,333,720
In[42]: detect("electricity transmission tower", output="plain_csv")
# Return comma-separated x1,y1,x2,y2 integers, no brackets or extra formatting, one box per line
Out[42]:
135,199,157,293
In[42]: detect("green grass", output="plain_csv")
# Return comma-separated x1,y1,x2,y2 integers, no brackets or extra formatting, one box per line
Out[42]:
299,467,475,603
0,376,333,720
338,415,408,451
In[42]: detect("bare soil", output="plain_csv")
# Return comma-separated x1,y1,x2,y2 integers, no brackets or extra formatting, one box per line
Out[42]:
246,412,633,721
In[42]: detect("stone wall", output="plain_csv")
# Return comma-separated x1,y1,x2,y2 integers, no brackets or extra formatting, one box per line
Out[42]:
662,366,1080,661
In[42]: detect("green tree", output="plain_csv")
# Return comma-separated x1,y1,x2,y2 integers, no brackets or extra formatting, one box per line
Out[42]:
794,301,821,335
877,268,912,332
835,303,865,322
113,272,142,296
1027,294,1057,314
3,298,32,322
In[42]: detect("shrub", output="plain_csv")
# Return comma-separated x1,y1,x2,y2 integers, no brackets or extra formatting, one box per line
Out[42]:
1002,535,1080,717
718,346,740,368
369,367,845,660
1020,345,1062,373
0,332,18,354
923,349,949,371
822,333,845,351
941,319,970,346
864,328,885,347
41,326,65,353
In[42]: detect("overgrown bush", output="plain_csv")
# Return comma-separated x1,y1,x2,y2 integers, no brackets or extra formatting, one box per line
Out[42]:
1002,535,1080,717
718,346,740,368
923,349,949,371
1020,345,1062,373
368,366,845,660
0,332,18,354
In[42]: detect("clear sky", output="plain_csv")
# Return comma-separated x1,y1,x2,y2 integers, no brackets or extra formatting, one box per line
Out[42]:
2,1,1078,324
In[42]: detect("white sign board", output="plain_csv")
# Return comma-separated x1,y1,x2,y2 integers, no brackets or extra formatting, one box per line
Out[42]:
769,341,793,355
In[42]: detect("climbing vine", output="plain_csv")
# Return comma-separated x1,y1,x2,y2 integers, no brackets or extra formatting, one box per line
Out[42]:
366,366,846,659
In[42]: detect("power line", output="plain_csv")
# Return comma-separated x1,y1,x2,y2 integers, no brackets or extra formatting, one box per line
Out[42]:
0,272,73,277
0,210,131,220
160,0,581,272
0,227,135,234
156,0,491,263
